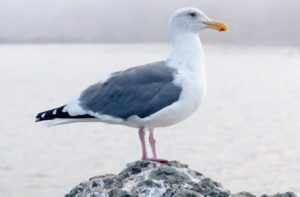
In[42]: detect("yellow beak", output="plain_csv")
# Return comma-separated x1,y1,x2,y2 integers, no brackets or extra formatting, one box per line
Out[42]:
206,21,228,32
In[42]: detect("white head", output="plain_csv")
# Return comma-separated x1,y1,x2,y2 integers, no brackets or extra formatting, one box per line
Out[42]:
169,7,228,35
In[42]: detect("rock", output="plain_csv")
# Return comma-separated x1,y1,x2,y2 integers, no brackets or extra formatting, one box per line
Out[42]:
232,192,256,197
260,192,298,197
65,161,297,197
233,192,298,197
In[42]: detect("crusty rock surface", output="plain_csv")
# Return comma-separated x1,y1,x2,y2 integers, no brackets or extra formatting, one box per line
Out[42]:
65,160,297,197
232,192,297,197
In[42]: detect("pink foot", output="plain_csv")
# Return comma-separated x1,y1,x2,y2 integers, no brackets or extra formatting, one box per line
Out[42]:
149,158,168,164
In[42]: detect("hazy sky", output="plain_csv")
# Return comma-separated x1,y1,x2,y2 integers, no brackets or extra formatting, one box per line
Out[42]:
0,0,299,44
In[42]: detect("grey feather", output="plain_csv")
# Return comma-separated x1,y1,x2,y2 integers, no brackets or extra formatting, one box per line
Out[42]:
79,61,182,120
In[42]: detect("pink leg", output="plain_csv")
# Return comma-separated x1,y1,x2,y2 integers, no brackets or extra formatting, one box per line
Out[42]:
148,129,168,163
149,128,157,159
138,128,148,160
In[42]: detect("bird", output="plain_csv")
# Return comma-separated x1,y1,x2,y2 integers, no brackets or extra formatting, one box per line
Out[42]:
36,7,228,162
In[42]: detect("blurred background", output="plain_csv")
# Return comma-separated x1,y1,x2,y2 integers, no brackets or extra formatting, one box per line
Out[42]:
0,0,299,45
1,0,300,196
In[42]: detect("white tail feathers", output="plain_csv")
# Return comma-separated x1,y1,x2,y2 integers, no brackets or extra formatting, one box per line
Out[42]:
46,118,99,127
46,119,80,127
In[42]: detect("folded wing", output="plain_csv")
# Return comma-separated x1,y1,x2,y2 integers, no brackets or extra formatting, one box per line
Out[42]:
79,61,182,120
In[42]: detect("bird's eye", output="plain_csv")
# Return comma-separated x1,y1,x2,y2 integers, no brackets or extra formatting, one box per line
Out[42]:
188,12,197,18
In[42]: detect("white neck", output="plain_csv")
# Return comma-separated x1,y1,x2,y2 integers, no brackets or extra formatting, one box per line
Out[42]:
167,32,204,73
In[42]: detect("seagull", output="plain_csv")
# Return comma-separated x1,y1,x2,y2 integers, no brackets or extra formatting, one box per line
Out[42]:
36,7,228,162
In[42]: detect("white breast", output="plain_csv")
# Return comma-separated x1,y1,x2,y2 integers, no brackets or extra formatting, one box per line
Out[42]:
172,68,206,119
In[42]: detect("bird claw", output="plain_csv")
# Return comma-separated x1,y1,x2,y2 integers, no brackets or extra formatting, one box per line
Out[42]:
148,158,169,164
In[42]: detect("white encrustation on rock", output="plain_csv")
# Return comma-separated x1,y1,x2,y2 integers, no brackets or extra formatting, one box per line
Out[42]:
65,161,297,197
66,160,230,197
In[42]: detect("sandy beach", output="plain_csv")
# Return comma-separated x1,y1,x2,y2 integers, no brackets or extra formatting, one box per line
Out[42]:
0,43,299,196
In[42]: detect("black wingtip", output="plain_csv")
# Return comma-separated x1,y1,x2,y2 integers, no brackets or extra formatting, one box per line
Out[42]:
35,113,42,122
35,105,94,123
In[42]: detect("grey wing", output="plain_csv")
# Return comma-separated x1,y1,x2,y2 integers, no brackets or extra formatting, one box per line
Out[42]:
79,61,182,120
